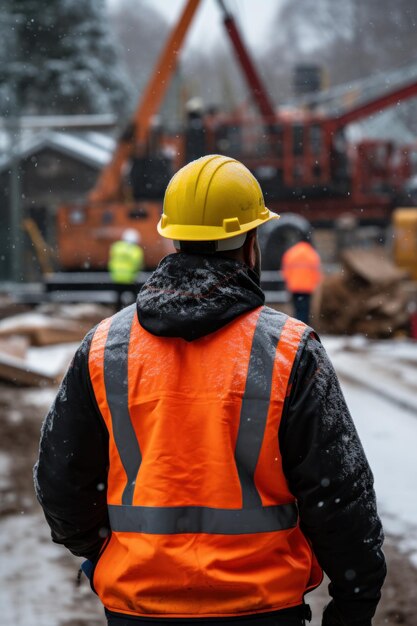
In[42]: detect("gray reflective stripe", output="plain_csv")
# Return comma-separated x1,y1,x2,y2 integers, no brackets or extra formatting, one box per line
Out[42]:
108,502,298,535
104,305,140,505
235,307,286,508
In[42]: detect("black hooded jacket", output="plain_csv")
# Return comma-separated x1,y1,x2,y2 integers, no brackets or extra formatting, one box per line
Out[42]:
34,253,386,626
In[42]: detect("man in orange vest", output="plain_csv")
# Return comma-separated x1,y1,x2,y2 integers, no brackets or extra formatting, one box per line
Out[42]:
35,155,385,626
281,240,322,324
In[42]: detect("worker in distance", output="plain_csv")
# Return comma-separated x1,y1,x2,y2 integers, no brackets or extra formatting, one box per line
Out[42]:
35,154,386,626
281,236,323,325
108,228,145,311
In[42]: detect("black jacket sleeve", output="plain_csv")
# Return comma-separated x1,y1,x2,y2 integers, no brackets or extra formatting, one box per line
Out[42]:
280,334,386,626
33,327,109,562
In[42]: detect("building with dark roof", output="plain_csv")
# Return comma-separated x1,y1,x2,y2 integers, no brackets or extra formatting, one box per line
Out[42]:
0,127,115,281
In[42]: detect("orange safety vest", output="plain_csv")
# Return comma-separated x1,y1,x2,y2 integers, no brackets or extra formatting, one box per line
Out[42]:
281,242,322,294
88,304,323,619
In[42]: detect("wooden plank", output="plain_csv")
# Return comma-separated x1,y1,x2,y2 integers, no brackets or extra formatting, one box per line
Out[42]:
0,313,86,346
0,352,57,387
0,336,29,359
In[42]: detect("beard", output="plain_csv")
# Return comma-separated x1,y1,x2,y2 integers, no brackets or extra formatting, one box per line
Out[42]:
253,239,261,280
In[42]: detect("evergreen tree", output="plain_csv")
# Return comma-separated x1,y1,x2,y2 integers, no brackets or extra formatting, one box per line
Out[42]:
0,0,132,117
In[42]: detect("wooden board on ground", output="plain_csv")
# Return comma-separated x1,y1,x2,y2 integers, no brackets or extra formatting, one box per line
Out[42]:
0,336,29,360
0,313,87,346
0,352,58,387
342,248,409,285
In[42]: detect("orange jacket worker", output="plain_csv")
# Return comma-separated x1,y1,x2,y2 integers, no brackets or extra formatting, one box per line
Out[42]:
282,241,323,324
35,155,385,626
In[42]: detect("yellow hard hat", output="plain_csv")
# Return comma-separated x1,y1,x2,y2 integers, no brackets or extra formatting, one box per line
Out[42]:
157,155,278,247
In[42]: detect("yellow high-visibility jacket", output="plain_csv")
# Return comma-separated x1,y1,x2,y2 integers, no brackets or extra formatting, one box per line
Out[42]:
108,241,144,284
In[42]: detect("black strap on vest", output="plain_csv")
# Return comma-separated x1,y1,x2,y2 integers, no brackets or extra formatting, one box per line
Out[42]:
105,603,312,624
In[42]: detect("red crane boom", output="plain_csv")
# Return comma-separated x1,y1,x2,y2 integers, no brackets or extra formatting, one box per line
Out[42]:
217,0,276,122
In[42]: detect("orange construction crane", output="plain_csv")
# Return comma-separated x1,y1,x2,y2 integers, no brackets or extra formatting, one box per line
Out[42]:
58,0,204,270
89,0,202,205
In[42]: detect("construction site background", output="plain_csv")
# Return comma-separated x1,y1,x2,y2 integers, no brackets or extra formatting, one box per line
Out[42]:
1,0,417,624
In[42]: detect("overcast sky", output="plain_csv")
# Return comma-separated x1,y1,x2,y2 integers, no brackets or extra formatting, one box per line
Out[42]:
138,0,282,55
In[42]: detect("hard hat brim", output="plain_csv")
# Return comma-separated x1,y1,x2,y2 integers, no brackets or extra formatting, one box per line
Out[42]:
158,208,279,241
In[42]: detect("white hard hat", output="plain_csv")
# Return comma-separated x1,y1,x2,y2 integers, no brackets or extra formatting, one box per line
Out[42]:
122,228,140,244
185,97,204,114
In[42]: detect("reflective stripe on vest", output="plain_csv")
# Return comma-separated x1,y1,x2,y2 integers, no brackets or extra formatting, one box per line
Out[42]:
101,306,299,535
108,503,297,535
104,305,140,504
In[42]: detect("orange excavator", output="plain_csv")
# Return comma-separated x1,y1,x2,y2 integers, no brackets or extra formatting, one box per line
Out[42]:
57,0,417,271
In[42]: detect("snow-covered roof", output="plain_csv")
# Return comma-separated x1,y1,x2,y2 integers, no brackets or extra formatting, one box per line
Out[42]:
0,130,115,172
0,114,116,130
295,60,417,119
83,131,117,151
288,60,417,144
346,109,416,144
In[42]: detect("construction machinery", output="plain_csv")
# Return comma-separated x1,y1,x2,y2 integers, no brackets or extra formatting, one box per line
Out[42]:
392,208,417,281
57,0,417,271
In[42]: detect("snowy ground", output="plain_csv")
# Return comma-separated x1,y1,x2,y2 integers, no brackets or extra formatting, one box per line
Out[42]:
0,335,416,625
323,337,417,541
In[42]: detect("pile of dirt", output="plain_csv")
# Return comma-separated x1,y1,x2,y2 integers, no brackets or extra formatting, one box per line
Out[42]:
317,248,410,337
